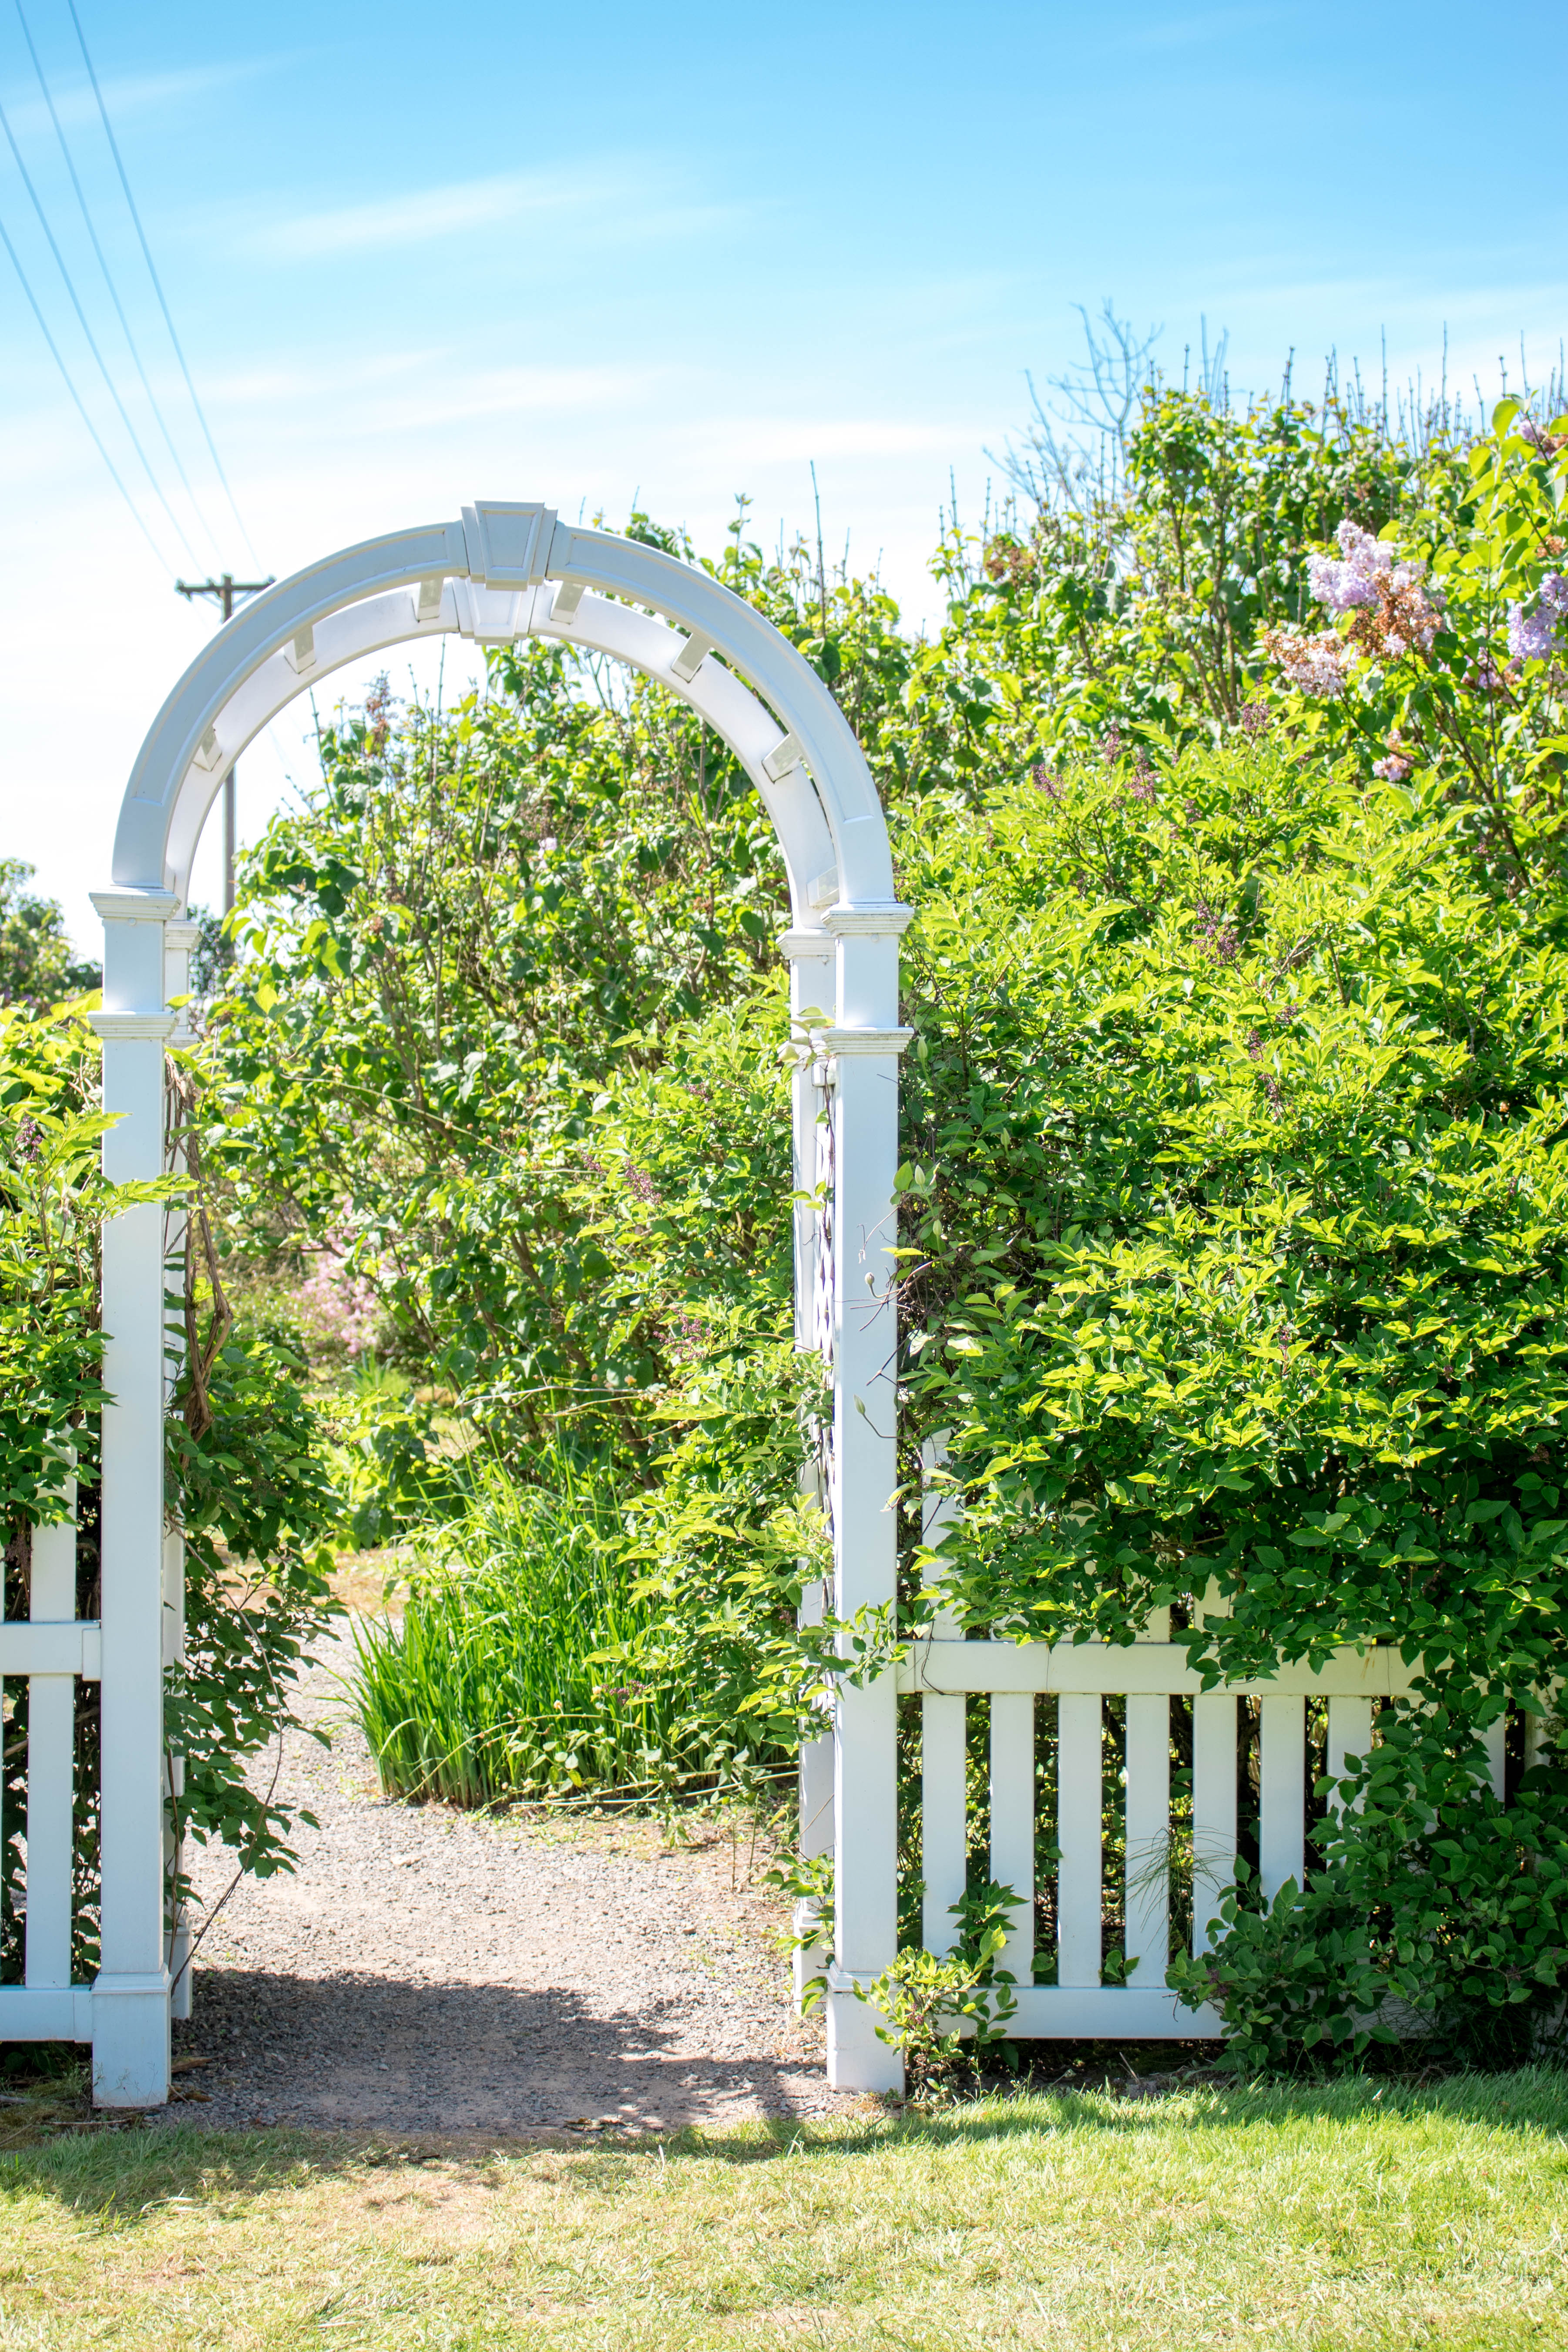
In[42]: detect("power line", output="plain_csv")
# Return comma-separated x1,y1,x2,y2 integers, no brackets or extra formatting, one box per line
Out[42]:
0,84,202,566
64,0,262,573
0,199,168,568
13,0,223,565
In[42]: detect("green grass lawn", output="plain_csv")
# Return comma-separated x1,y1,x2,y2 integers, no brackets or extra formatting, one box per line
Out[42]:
3,2071,1566,2349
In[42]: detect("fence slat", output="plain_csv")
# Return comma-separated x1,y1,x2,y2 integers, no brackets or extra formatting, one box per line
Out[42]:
25,1508,77,1991
1482,1714,1507,1799
918,1436,969,1961
990,1692,1035,1981
1326,1697,1372,1815
1192,1693,1236,1950
1056,1691,1102,1987
1259,1695,1306,1902
1124,1693,1169,1987
922,1694,968,1956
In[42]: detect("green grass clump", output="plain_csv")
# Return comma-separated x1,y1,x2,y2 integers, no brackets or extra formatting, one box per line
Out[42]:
351,1452,675,1806
4,2072,1568,2347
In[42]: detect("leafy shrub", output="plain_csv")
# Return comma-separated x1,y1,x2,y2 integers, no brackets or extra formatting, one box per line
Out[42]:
3,1005,126,1979
2,1011,341,1975
0,861,98,1009
858,1881,1021,2098
0,1005,113,1525
167,1308,342,1881
897,730,1568,2060
1168,1719,1568,2071
313,1360,472,1551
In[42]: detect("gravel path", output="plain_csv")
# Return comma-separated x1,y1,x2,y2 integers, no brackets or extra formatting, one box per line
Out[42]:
168,1629,842,2136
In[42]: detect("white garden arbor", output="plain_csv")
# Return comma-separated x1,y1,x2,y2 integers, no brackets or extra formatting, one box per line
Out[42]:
69,503,910,2106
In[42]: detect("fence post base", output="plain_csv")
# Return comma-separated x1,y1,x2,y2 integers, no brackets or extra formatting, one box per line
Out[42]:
825,1977,904,2095
91,1971,171,2108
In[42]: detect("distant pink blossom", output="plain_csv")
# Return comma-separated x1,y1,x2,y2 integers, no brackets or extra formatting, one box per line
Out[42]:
1261,624,1351,698
299,1230,381,1355
1372,751,1413,782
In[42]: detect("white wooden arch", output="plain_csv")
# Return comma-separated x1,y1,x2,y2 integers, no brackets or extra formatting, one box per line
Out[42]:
74,504,909,2107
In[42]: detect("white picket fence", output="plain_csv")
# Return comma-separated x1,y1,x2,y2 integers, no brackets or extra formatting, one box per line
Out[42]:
899,1613,1425,2038
796,1604,1447,2041
0,1492,98,2041
0,1474,191,2052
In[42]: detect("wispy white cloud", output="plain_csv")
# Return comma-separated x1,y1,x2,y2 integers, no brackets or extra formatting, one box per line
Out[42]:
253,165,742,261
1118,8,1282,50
0,57,284,141
197,349,680,436
690,416,974,467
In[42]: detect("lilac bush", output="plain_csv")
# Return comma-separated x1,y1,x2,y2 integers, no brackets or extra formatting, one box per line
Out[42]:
1260,399,1568,887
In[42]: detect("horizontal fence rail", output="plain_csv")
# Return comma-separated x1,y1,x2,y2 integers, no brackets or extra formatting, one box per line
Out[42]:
0,1494,98,2044
897,1640,1422,1700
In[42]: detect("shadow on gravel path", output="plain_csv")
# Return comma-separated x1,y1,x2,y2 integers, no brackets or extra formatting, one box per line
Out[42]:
166,1626,844,2135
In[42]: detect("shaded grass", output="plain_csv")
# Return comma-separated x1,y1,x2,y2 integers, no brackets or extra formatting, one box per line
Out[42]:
3,2071,1568,2347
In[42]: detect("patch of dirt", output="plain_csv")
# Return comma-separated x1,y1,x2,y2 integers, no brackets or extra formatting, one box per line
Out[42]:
165,1626,852,2136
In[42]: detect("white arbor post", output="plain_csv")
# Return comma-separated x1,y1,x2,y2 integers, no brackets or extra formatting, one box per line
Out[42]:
89,890,178,2106
822,907,911,2094
162,921,198,2021
781,926,836,2008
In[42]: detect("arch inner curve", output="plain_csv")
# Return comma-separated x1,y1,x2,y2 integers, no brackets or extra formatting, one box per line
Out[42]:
113,502,898,931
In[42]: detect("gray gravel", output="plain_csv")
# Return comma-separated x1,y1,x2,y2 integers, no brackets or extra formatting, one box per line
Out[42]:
167,1630,843,2135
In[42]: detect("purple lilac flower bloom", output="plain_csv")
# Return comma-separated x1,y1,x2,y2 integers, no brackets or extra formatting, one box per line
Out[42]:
1508,572,1568,662
1372,752,1414,782
1510,604,1559,662
1307,521,1391,615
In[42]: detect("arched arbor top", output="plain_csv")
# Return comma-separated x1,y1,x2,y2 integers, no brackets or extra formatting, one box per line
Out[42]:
113,501,902,935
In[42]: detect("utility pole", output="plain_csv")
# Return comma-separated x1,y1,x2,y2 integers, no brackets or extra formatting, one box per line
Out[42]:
175,571,272,911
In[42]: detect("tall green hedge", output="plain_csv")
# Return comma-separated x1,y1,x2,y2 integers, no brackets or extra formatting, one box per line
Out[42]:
900,738,1568,2062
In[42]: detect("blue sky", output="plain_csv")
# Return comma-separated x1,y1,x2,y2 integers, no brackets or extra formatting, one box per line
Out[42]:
2,0,1564,944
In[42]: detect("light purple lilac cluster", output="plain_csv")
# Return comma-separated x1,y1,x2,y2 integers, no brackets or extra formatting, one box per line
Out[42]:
1508,573,1568,663
1372,750,1414,782
1306,521,1395,614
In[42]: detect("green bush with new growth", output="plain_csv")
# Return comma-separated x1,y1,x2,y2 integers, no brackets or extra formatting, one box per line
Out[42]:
898,732,1568,2063
1,1009,342,1976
